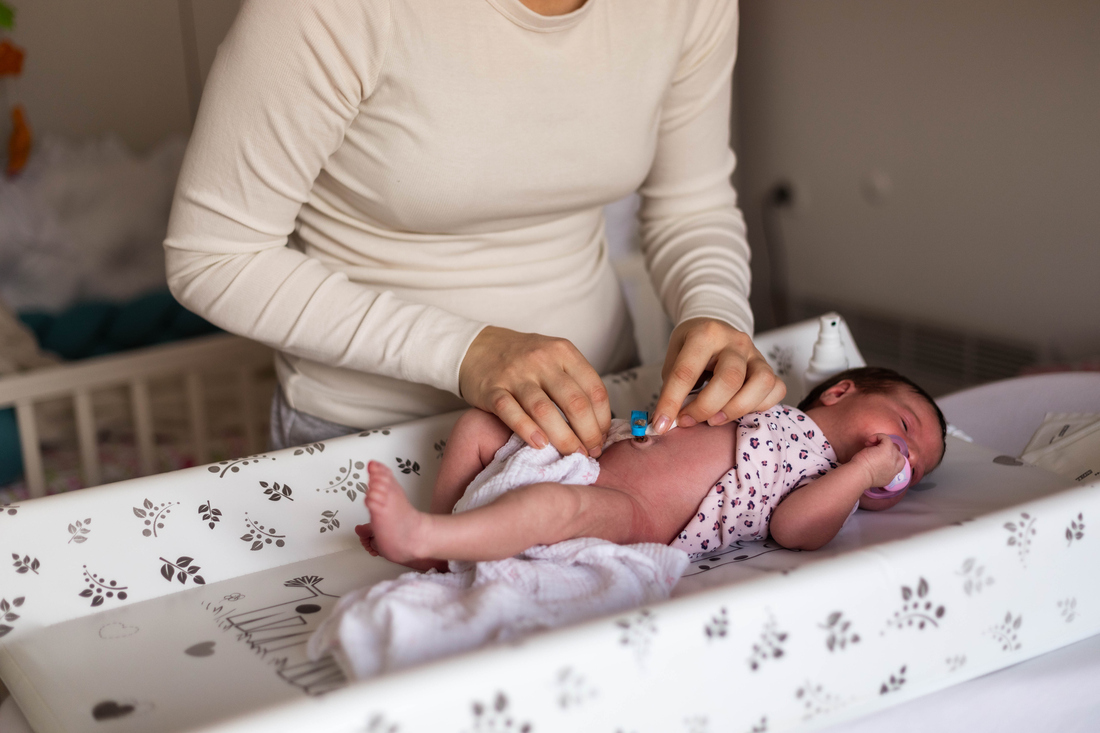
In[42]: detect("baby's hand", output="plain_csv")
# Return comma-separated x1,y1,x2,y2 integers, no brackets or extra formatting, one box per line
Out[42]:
852,434,906,488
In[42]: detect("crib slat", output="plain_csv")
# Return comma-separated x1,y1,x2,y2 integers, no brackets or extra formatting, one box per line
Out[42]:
14,399,47,498
185,371,210,464
73,389,103,487
130,379,156,476
238,367,259,456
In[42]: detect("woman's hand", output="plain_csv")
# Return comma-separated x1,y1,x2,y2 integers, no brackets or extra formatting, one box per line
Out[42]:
651,318,785,433
458,326,611,457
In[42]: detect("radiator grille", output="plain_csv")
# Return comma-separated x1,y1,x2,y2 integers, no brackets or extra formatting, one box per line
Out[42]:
793,299,1039,396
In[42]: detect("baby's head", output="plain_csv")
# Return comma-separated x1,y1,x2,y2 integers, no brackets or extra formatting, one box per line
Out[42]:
797,367,947,486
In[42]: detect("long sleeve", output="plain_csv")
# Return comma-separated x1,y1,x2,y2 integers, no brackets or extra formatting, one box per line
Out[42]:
638,0,753,337
164,0,486,396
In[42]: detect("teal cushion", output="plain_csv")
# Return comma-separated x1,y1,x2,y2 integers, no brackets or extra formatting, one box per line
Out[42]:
106,290,178,349
0,408,21,485
17,312,53,341
168,306,219,338
41,302,117,360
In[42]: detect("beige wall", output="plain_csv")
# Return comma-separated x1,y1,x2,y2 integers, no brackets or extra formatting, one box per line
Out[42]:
736,0,1100,359
10,0,1099,359
10,0,241,152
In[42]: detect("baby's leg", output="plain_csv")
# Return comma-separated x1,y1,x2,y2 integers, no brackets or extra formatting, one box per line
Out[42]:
356,409,511,567
366,461,643,564
430,408,514,514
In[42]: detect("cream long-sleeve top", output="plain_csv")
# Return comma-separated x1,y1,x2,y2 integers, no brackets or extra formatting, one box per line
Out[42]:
165,0,753,429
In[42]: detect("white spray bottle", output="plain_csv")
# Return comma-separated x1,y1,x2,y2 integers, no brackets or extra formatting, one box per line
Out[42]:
802,313,849,395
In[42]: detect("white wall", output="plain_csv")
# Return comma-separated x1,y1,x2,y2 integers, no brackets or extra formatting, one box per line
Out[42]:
10,0,240,152
736,0,1100,360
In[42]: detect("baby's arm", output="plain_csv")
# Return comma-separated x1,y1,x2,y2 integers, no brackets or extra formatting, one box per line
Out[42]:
769,434,905,551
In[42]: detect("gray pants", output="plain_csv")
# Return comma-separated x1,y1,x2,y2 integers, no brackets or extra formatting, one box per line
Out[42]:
268,388,360,451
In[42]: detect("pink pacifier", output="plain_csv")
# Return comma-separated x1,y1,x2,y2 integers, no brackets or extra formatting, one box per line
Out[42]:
862,435,912,499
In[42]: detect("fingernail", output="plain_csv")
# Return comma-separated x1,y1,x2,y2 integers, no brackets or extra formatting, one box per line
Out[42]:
532,432,548,449
679,415,697,428
589,445,602,458
654,415,671,434
708,411,728,426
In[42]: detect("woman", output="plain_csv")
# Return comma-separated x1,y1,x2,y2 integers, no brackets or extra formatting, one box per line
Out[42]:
165,0,784,456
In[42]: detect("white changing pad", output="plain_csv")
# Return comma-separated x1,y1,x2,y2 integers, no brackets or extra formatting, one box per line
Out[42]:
1,400,1096,732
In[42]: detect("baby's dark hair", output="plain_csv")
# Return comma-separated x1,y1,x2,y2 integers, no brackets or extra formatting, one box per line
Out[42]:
797,366,948,466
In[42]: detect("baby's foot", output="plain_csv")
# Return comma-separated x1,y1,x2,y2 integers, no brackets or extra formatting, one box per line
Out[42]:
365,461,431,566
354,523,379,556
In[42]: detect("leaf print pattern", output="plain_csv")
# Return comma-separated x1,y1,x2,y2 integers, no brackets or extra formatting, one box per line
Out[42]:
198,501,222,529
0,597,24,638
616,608,658,665
159,556,206,586
11,554,40,575
704,607,729,640
67,518,92,543
0,501,18,516
395,457,420,475
749,612,788,671
1004,512,1037,565
1058,598,1077,622
879,665,907,694
464,692,531,733
208,454,275,477
133,498,178,538
260,481,294,502
78,565,128,606
314,459,368,502
240,513,285,551
319,510,340,533
794,680,846,720
1066,513,1085,546
364,713,401,733
293,442,325,456
885,578,945,632
554,667,597,709
988,612,1023,651
957,558,994,595
820,611,860,652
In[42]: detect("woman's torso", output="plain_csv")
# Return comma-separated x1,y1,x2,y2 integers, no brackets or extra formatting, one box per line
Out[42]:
279,0,697,427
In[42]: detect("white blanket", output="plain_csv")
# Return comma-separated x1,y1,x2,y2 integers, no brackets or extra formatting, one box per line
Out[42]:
307,429,689,680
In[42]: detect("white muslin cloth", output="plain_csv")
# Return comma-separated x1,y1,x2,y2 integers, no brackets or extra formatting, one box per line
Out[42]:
307,425,689,680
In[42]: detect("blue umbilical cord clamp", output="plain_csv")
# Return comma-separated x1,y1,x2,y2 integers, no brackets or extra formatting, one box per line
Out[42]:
630,411,649,438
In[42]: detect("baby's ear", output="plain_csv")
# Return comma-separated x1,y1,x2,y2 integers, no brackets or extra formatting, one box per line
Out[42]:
819,379,857,406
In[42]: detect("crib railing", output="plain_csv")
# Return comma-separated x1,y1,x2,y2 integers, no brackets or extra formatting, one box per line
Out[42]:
0,334,275,498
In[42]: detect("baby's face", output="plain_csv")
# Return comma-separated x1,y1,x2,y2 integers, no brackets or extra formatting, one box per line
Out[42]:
811,388,943,486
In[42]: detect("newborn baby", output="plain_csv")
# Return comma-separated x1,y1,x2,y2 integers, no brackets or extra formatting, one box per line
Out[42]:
357,367,946,567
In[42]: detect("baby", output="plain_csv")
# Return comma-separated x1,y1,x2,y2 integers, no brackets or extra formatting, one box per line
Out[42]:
357,367,947,567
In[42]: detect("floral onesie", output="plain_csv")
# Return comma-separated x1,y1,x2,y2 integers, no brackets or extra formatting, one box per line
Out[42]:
670,406,847,556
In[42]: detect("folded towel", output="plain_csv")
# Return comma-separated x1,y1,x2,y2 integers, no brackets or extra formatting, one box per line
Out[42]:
307,426,689,680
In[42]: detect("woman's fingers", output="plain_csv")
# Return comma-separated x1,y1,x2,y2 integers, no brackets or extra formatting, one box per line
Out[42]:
459,326,608,457
653,318,782,430
487,388,550,450
683,351,783,426
652,324,714,433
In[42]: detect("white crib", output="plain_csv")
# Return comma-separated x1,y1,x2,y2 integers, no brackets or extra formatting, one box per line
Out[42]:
0,334,276,499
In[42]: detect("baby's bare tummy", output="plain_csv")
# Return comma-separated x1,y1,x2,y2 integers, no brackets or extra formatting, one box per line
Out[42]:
592,423,737,542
